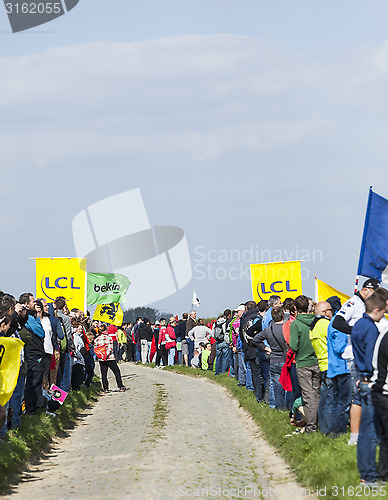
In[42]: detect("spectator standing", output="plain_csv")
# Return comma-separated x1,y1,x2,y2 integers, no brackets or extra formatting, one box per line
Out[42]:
166,317,177,365
94,329,126,393
55,296,75,392
188,319,213,350
186,310,197,364
253,306,288,409
332,278,380,445
352,289,388,486
309,301,332,434
20,293,46,414
72,324,86,391
289,295,320,433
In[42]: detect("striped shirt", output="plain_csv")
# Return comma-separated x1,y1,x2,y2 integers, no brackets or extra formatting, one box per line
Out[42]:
94,334,115,361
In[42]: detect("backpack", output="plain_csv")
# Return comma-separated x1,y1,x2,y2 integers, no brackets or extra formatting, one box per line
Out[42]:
214,324,225,342
57,316,67,352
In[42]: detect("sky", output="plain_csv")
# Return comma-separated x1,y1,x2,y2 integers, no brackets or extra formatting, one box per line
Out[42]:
2,0,388,316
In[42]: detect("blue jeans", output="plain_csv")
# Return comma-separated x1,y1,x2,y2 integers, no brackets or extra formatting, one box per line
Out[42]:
326,373,352,435
237,350,246,386
136,342,141,362
249,357,264,402
8,372,26,428
348,359,361,406
270,362,286,410
188,338,194,364
257,351,269,398
246,360,254,390
0,372,26,434
215,342,229,375
147,341,152,362
318,371,332,435
168,347,176,366
358,382,380,483
59,352,72,392
228,348,235,377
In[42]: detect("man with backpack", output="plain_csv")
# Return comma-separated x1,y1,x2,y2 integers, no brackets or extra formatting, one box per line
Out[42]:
252,306,288,409
214,315,229,375
240,301,265,402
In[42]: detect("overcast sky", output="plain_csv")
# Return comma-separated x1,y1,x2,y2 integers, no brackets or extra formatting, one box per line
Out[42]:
1,1,388,316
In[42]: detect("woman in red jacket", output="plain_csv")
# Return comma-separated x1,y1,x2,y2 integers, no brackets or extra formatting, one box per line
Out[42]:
166,317,177,366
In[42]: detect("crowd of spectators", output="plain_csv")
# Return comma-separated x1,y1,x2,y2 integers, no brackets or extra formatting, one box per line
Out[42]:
2,279,388,489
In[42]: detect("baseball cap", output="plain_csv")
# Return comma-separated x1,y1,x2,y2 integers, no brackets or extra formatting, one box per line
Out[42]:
363,278,381,290
236,305,245,312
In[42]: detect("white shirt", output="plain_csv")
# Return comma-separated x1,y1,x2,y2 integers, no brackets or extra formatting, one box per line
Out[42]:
337,294,365,360
41,316,54,355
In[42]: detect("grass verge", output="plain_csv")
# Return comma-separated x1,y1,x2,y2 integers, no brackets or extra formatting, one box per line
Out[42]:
0,381,101,494
163,365,380,500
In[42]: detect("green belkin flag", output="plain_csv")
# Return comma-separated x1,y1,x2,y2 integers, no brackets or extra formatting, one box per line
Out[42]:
87,273,131,305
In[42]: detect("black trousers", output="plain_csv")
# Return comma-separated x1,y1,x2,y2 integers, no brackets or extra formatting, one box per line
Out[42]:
127,342,135,362
84,353,95,386
71,364,85,391
372,392,388,480
248,357,264,403
159,345,168,367
25,357,45,414
99,360,123,390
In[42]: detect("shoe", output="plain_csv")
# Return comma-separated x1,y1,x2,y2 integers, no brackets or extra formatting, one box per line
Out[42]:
119,387,126,392
360,480,377,488
45,410,57,417
285,427,306,437
103,389,109,394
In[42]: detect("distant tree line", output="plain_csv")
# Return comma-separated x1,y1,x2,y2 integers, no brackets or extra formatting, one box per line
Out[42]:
123,307,174,324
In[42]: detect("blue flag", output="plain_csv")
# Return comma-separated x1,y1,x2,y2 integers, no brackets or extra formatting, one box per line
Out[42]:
357,188,388,281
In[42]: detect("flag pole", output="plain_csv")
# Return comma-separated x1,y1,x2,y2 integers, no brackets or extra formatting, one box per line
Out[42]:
354,275,359,295
314,275,318,303
355,186,373,295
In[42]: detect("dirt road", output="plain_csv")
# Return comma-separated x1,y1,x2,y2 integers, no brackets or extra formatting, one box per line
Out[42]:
6,364,308,500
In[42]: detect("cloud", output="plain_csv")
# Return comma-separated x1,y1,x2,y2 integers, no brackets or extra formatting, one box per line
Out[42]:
2,34,388,311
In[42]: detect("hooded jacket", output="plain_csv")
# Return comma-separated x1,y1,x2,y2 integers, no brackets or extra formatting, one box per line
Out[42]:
289,313,318,368
24,310,45,358
239,308,262,360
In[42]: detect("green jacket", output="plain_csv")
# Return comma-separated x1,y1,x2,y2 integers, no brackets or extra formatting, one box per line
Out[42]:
289,313,318,368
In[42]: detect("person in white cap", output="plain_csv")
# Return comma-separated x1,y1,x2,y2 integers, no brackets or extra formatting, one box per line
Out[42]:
332,278,380,445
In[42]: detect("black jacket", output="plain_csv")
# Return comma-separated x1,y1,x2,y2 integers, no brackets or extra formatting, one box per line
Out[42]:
239,308,262,360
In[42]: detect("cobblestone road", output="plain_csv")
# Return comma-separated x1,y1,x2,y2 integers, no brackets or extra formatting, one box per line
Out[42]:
6,364,308,500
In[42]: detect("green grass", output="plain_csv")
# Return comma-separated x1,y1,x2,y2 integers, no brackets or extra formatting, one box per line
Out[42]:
0,381,101,493
163,365,382,500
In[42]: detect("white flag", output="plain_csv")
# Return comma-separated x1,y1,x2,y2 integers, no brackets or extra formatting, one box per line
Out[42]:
192,290,200,307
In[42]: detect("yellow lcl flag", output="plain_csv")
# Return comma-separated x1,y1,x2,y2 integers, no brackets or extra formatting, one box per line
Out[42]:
35,258,87,312
93,303,124,326
315,277,350,306
250,261,303,303
0,338,24,406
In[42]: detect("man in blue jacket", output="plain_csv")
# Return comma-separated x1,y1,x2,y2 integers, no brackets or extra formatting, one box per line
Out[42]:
327,311,352,435
352,288,388,486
